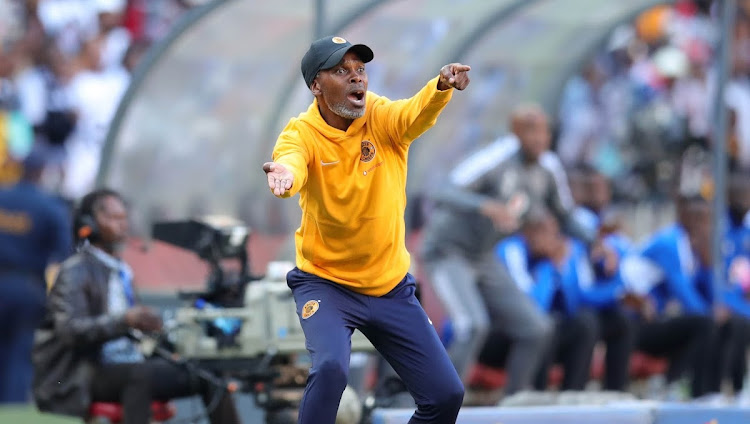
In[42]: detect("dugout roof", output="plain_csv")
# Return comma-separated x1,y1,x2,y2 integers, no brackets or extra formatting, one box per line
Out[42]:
99,0,670,240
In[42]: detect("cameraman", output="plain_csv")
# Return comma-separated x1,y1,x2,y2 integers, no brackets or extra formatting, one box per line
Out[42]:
32,189,241,424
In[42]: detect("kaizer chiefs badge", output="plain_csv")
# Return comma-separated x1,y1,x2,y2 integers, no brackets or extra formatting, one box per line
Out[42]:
360,140,376,162
301,300,320,319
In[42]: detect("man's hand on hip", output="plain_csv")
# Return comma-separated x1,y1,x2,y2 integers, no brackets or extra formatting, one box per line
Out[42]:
438,63,471,91
263,162,294,196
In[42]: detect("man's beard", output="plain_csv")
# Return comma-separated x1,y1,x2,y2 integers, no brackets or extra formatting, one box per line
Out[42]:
112,240,127,254
326,98,365,120
99,239,127,256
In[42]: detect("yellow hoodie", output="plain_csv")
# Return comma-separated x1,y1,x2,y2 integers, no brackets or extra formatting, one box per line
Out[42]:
272,76,453,296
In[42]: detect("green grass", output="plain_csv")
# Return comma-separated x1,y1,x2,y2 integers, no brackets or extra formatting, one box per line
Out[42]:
0,405,79,424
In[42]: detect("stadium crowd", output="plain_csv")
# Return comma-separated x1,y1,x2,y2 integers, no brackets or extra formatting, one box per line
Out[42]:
0,0,193,199
1,0,750,417
0,0,196,407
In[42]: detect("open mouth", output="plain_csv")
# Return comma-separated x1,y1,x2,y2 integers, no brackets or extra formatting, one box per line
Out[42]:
347,90,365,107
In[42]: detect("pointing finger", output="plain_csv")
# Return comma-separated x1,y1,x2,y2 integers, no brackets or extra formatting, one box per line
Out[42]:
452,64,471,73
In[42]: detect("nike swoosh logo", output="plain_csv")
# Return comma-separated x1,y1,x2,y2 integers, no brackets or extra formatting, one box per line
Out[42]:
321,160,340,166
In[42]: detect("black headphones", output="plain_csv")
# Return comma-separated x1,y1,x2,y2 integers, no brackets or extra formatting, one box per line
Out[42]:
75,213,99,241
74,189,125,244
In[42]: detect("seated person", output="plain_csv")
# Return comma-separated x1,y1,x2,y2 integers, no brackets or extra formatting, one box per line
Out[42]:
497,209,598,391
715,172,750,396
570,165,637,392
32,189,241,424
620,194,718,399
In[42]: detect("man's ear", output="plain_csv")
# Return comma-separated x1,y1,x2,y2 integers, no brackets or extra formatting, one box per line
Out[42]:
310,79,322,96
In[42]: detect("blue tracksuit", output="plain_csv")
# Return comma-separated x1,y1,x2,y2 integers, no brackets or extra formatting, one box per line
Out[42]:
497,235,559,313
497,236,605,390
569,207,631,308
722,221,750,318
566,237,626,310
0,181,71,403
497,235,626,313
629,225,711,316
286,268,463,424
497,236,581,315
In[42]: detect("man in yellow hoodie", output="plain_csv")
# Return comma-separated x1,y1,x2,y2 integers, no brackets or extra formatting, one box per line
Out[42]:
263,36,470,424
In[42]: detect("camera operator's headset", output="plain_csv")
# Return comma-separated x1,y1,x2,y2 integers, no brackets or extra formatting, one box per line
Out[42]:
75,213,99,243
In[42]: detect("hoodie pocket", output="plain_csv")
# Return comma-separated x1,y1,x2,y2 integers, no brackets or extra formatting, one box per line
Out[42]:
313,215,395,272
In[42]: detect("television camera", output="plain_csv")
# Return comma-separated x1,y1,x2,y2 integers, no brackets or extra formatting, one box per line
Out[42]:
149,216,374,423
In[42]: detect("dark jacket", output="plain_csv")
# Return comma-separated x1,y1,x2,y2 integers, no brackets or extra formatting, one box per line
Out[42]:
0,181,72,277
32,249,130,417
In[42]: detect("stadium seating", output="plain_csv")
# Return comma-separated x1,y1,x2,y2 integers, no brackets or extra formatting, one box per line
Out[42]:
467,349,668,391
87,401,175,423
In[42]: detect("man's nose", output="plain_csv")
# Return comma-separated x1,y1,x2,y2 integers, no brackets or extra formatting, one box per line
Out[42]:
349,72,361,83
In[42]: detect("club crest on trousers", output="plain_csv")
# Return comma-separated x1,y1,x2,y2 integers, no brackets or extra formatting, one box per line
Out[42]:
302,300,320,319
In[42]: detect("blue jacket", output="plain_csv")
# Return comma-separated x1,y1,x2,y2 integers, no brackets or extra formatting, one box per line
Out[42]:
722,222,750,319
496,235,623,315
572,206,631,282
628,225,711,316
578,236,627,310
0,181,71,282
557,237,627,310
496,235,565,313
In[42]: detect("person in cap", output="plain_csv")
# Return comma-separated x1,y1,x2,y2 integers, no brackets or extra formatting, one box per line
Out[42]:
263,36,470,423
0,147,71,403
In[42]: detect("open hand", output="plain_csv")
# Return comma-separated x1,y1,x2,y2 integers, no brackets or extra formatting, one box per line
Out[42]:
263,162,294,196
438,63,471,91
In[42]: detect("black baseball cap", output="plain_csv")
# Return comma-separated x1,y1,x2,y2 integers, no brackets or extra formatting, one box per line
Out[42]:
301,36,374,88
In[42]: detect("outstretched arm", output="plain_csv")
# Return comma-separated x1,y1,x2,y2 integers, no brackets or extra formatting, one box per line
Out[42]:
372,63,471,146
267,124,310,198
